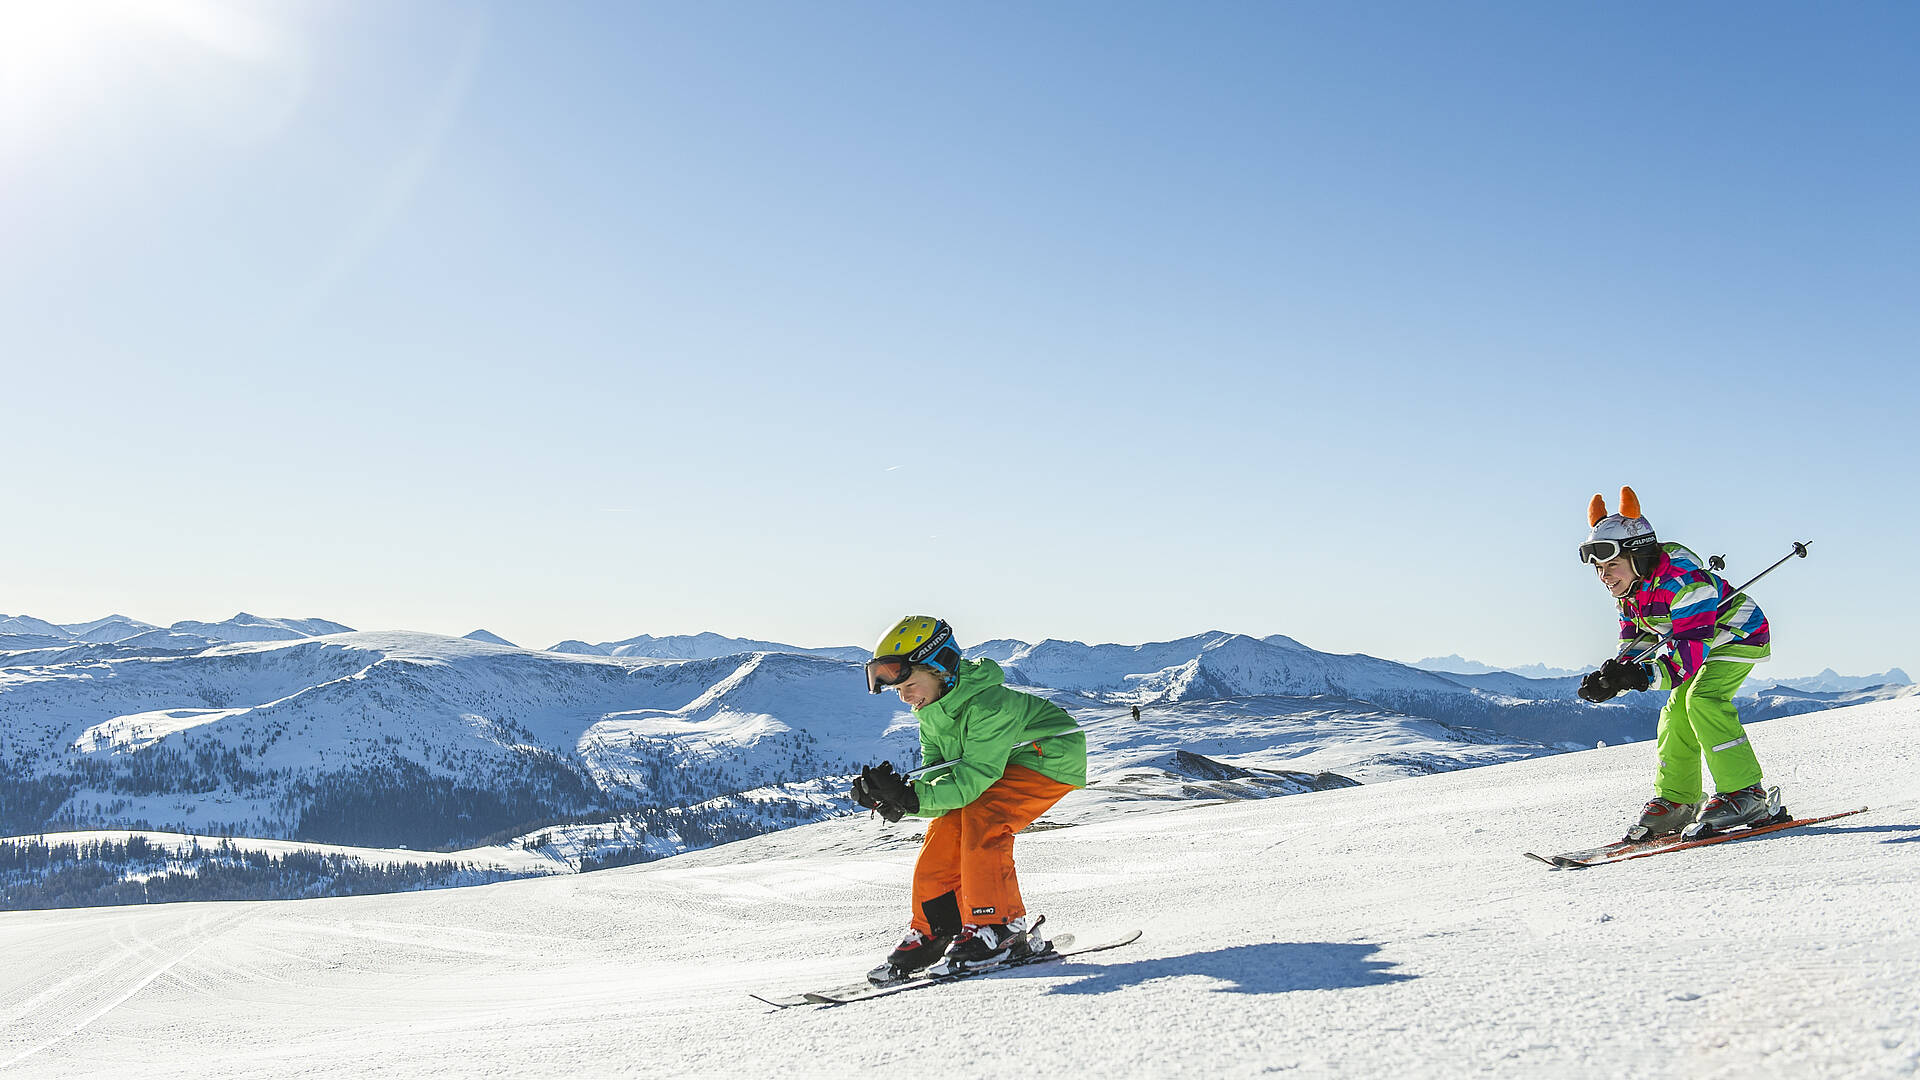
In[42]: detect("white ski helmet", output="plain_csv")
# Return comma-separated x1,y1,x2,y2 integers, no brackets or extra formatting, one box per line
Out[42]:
1580,485,1660,573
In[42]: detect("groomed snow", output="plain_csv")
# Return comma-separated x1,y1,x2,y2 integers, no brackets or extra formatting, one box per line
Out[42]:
1,699,1914,1078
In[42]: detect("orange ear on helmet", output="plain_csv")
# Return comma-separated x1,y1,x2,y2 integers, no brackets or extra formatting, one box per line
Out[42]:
1587,494,1607,527
1619,486,1642,520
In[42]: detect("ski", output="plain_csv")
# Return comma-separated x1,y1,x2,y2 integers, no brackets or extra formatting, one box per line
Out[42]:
804,931,1141,1005
753,930,1140,1008
749,926,1075,1009
1525,806,1869,869
750,984,869,1009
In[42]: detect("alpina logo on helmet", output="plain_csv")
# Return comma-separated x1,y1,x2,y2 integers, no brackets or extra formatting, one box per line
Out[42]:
904,628,952,665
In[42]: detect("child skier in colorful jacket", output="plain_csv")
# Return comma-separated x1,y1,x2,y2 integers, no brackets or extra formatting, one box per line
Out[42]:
1576,487,1780,840
851,615,1087,983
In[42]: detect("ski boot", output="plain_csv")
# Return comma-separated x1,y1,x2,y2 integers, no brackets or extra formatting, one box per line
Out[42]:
1681,784,1785,839
1625,796,1699,842
928,915,1041,977
867,927,955,986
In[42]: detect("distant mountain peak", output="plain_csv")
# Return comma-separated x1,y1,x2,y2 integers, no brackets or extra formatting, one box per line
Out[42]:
168,614,356,642
1767,667,1914,693
463,629,517,648
548,639,609,655
1412,655,1584,679
548,632,866,663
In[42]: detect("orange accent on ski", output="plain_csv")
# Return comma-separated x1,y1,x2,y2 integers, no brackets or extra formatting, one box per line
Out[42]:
1554,807,1871,868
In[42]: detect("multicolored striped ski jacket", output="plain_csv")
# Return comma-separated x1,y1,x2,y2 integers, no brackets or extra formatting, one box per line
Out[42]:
1617,543,1771,690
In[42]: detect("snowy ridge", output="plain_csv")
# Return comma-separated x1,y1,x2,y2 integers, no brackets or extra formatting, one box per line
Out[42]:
549,631,867,662
0,612,350,651
1412,653,1586,679
166,613,354,642
0,700,1912,1078
1747,682,1919,711
992,631,1472,702
1761,666,1913,693
60,615,158,642
0,616,72,639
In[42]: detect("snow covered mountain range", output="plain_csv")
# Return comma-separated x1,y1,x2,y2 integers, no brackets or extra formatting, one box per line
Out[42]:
0,613,357,661
1415,651,1912,694
1,614,1910,906
1413,654,1585,679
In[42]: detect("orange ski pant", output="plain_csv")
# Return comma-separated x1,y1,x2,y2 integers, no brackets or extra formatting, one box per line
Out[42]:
910,764,1075,932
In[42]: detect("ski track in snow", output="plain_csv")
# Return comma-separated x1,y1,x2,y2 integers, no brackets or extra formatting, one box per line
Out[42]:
1,701,1916,1078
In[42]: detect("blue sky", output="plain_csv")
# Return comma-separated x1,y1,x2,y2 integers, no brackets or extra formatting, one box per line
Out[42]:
2,2,1914,675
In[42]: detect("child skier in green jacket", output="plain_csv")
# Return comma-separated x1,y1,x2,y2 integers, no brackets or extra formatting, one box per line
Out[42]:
850,615,1087,985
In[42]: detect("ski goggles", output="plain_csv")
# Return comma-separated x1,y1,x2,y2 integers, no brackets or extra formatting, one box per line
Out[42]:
1579,540,1625,566
865,656,915,694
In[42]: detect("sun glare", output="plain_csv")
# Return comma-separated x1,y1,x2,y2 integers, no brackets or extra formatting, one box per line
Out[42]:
0,0,291,158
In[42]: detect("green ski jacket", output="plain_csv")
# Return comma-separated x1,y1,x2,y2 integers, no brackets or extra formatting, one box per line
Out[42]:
908,658,1087,817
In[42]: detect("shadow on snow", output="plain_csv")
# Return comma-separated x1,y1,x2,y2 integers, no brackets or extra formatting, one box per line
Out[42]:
1037,941,1415,997
1770,821,1919,845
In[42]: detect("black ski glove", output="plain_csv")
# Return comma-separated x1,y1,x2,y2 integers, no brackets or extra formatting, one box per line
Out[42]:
851,762,919,823
1604,657,1652,694
1579,658,1653,702
1577,668,1615,703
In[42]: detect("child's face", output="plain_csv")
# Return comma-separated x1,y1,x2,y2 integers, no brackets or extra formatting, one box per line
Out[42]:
893,668,948,709
1595,555,1638,599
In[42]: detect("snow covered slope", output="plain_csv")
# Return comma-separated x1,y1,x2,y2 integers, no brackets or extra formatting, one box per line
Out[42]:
989,631,1473,702
1,700,1912,1078
1072,696,1560,785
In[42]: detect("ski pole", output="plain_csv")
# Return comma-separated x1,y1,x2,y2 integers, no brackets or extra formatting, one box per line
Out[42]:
1627,540,1811,665
903,758,957,780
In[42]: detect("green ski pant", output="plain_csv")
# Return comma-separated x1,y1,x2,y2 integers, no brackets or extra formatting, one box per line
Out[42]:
1655,659,1763,803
